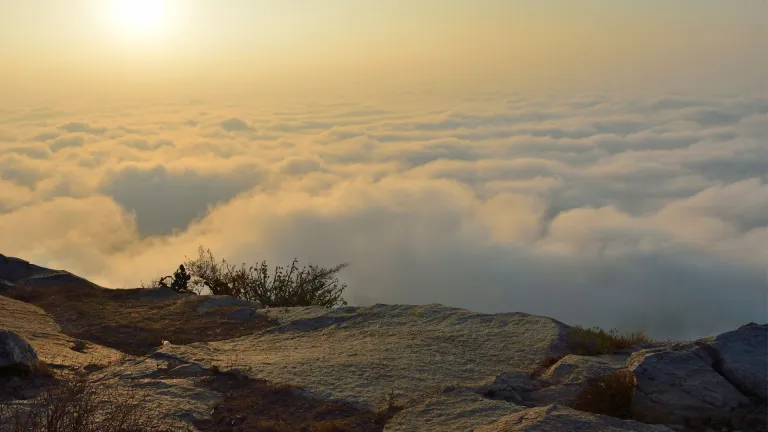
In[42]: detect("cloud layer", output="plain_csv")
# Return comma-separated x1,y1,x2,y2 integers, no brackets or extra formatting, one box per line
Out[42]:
0,93,766,339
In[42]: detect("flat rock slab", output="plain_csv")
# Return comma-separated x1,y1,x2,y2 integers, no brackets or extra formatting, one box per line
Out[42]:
161,303,571,417
385,388,524,432
476,405,675,432
710,322,768,400
93,359,222,427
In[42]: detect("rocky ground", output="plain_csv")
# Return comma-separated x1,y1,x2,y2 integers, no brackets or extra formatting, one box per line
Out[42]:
1,253,765,431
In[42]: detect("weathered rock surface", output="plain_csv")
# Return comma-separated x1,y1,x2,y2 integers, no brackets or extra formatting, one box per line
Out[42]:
477,370,544,405
527,354,629,406
385,387,524,432
77,355,221,426
2,255,766,432
475,405,675,432
0,330,40,373
628,342,752,426
709,322,767,400
0,295,122,368
160,303,572,427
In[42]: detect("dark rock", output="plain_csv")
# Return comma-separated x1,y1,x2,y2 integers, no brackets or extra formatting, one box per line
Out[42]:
0,330,41,374
628,342,751,426
710,322,767,400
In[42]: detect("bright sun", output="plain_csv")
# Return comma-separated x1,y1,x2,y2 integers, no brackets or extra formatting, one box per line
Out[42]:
110,0,167,37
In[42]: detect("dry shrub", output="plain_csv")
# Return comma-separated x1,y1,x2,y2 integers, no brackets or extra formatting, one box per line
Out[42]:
567,326,651,356
0,369,188,432
182,246,349,308
569,369,636,419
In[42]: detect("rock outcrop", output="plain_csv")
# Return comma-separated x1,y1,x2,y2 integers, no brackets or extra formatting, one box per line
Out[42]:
0,254,766,431
628,342,751,426
710,322,767,400
527,354,628,406
0,330,40,374
160,303,573,426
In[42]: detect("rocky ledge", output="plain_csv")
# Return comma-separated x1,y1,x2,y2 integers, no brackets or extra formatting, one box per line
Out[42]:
0,255,765,431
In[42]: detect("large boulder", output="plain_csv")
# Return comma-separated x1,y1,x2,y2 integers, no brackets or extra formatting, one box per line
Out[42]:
710,322,767,400
475,404,674,432
0,330,41,374
628,341,751,427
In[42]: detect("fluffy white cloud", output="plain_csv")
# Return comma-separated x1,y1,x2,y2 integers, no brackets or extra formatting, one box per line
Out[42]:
0,93,765,339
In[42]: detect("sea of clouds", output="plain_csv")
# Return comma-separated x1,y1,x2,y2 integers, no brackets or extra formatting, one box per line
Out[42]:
0,92,766,339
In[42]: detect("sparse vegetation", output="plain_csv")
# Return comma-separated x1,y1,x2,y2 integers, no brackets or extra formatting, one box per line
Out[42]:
566,326,651,356
161,246,349,308
569,369,637,419
0,368,187,431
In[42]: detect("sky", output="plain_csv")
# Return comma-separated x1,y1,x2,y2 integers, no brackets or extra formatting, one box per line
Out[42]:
0,0,767,340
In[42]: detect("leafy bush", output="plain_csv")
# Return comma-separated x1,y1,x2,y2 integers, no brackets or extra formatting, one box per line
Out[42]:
0,369,186,431
569,369,636,419
182,246,349,308
567,326,651,356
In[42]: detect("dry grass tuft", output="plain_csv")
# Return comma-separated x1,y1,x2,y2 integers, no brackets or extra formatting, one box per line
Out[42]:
0,368,189,431
569,369,636,419
567,326,651,356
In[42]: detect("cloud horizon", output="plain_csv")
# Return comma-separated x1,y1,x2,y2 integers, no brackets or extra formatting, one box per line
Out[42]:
1,92,766,341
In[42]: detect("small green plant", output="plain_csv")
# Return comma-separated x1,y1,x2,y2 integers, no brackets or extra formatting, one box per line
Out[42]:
570,369,636,419
567,326,651,356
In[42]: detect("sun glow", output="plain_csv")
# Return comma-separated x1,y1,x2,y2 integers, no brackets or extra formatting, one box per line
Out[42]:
109,0,168,38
